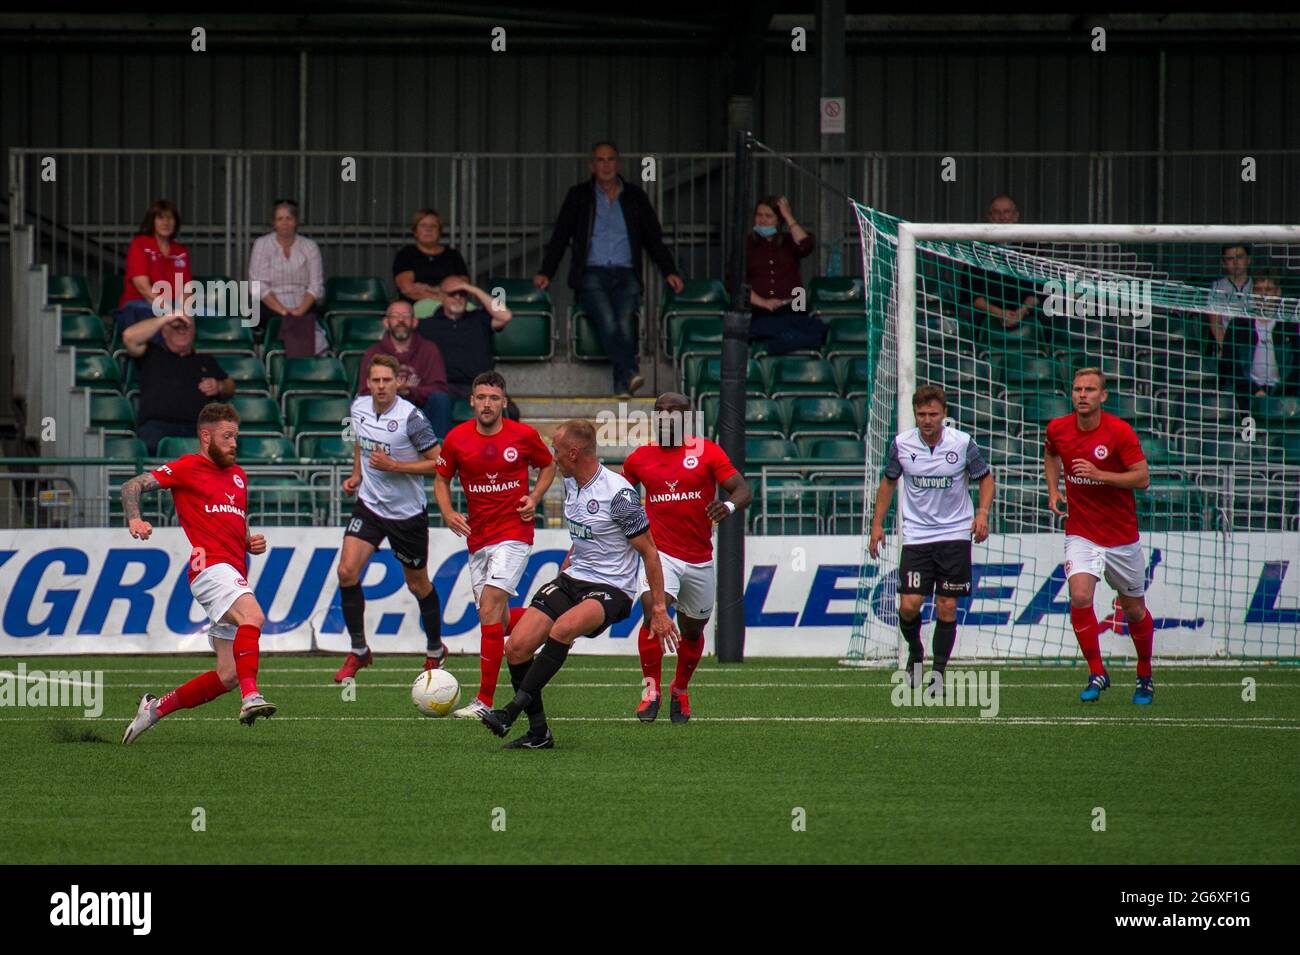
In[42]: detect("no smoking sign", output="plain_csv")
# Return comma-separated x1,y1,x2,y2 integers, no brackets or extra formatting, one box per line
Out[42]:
820,97,845,135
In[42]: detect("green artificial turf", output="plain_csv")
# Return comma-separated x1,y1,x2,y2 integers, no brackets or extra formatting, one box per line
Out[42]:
1,656,1296,864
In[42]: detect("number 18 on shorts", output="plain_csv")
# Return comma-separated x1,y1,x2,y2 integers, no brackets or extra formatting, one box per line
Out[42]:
897,539,973,598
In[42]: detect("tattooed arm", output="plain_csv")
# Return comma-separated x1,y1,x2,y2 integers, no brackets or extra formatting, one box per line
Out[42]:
122,472,162,540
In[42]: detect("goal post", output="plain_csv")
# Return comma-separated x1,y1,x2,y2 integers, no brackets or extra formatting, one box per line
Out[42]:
847,204,1300,665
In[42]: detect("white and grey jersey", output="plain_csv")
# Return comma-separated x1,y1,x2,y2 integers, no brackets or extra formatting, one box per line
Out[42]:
883,425,990,546
563,465,649,598
351,395,440,520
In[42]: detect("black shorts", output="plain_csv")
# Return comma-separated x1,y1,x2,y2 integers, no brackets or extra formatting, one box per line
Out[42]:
529,572,633,638
898,540,972,598
345,501,429,569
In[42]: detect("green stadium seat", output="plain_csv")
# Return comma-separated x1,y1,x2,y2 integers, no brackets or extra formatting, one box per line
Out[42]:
298,434,354,462
277,356,350,400
684,355,765,397
1138,433,1179,469
219,355,270,395
571,307,608,360
1108,393,1160,433
661,279,727,354
1018,393,1073,427
1179,392,1238,428
193,315,255,354
229,396,285,435
822,316,868,358
48,275,96,314
451,399,472,427
238,435,297,464
950,395,1023,436
341,353,364,393
673,315,724,358
796,436,864,462
156,436,200,459
1229,484,1294,532
90,394,135,431
984,433,1039,470
287,394,352,441
247,485,316,525
745,437,799,466
754,475,821,534
810,474,866,534
322,277,388,318
333,314,386,354
1140,483,1210,532
98,274,126,318
485,278,552,310
192,276,244,320
809,276,865,317
104,435,147,459
76,352,123,391
764,357,838,398
992,352,1056,391
997,482,1056,533
981,320,1044,353
700,395,785,439
1278,432,1300,464
493,313,553,360
835,355,871,398
785,397,859,440
1252,395,1300,431
62,312,110,350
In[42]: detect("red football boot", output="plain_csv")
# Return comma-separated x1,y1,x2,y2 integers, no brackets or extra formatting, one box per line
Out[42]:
423,644,448,670
669,685,691,724
334,649,373,682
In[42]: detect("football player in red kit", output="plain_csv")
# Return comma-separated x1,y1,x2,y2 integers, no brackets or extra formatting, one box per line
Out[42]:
433,371,556,719
620,392,751,722
121,402,277,743
1044,368,1155,704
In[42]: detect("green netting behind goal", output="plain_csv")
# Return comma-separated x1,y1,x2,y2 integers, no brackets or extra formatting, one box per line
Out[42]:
846,203,1300,663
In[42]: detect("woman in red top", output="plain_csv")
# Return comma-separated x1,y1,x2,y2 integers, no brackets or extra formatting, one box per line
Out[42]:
115,199,192,331
745,196,827,355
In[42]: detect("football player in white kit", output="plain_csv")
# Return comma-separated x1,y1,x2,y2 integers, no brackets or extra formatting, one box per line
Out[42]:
476,418,679,748
333,354,446,681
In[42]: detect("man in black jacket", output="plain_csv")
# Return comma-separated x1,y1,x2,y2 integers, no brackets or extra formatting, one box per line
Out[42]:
1217,267,1300,410
533,142,685,397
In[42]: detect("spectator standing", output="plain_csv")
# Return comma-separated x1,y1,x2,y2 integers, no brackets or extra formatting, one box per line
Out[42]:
534,142,685,398
745,196,827,355
122,312,234,454
417,277,520,420
248,199,327,357
393,208,470,310
358,300,453,440
1206,244,1254,353
114,199,191,332
1218,267,1300,408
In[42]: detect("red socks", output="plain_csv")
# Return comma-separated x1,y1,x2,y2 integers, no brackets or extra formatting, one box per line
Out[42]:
157,670,229,717
1070,605,1105,676
478,622,505,706
637,625,663,698
1128,609,1154,678
673,635,705,693
507,607,527,633
234,624,262,697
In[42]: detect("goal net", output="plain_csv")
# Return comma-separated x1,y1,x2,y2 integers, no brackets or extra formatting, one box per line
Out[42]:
846,203,1300,663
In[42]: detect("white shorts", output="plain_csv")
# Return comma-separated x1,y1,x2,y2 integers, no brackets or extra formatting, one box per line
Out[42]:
1064,535,1146,598
638,552,715,619
191,562,254,649
468,540,532,603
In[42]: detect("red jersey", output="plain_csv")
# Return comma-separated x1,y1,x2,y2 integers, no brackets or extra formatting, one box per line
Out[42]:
120,235,192,308
620,439,738,564
1044,411,1145,547
151,454,250,581
435,418,553,553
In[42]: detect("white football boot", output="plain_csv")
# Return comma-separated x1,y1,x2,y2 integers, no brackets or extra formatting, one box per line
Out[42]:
122,693,160,745
452,698,491,720
238,693,278,726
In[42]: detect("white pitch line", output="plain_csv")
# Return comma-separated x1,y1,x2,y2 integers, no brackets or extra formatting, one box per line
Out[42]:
25,663,1300,675
9,715,1299,730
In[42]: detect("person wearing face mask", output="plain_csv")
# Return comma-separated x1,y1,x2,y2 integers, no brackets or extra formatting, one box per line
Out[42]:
745,196,827,355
